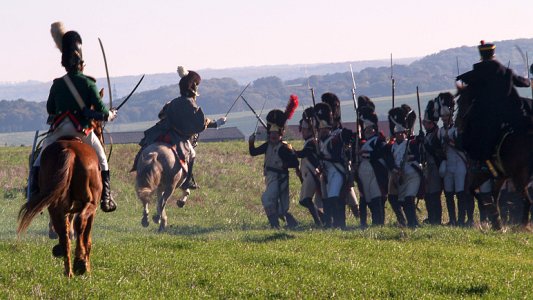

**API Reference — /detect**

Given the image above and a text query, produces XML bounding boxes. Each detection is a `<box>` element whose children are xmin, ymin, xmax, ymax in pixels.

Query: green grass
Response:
<box><xmin>1</xmin><ymin>142</ymin><xmax>533</xmax><ymax>298</ymax></box>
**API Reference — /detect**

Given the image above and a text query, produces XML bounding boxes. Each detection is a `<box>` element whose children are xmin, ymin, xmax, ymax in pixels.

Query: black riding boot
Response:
<box><xmin>388</xmin><ymin>195</ymin><xmax>406</xmax><ymax>227</ymax></box>
<box><xmin>29</xmin><ymin>166</ymin><xmax>40</xmax><ymax>199</ymax></box>
<box><xmin>332</xmin><ymin>197</ymin><xmax>346</xmax><ymax>229</ymax></box>
<box><xmin>299</xmin><ymin>198</ymin><xmax>321</xmax><ymax>226</ymax></box>
<box><xmin>444</xmin><ymin>192</ymin><xmax>457</xmax><ymax>226</ymax></box>
<box><xmin>100</xmin><ymin>170</ymin><xmax>117</xmax><ymax>213</ymax></box>
<box><xmin>181</xmin><ymin>159</ymin><xmax>199</xmax><ymax>190</ymax></box>
<box><xmin>456</xmin><ymin>192</ymin><xmax>467</xmax><ymax>226</ymax></box>
<box><xmin>403</xmin><ymin>197</ymin><xmax>419</xmax><ymax>228</ymax></box>
<box><xmin>369</xmin><ymin>197</ymin><xmax>384</xmax><ymax>226</ymax></box>
<box><xmin>359</xmin><ymin>198</ymin><xmax>368</xmax><ymax>229</ymax></box>
<box><xmin>464</xmin><ymin>192</ymin><xmax>475</xmax><ymax>227</ymax></box>
<box><xmin>322</xmin><ymin>198</ymin><xmax>334</xmax><ymax>228</ymax></box>
<box><xmin>426</xmin><ymin>192</ymin><xmax>442</xmax><ymax>225</ymax></box>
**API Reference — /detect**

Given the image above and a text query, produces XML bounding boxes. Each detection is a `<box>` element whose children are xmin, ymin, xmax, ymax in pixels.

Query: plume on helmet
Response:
<box><xmin>50</xmin><ymin>22</ymin><xmax>66</xmax><ymax>51</ymax></box>
<box><xmin>284</xmin><ymin>94</ymin><xmax>299</xmax><ymax>120</ymax></box>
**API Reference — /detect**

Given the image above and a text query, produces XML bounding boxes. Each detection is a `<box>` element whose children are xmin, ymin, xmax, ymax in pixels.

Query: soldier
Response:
<box><xmin>357</xmin><ymin>107</ymin><xmax>390</xmax><ymax>227</ymax></box>
<box><xmin>132</xmin><ymin>66</ymin><xmax>227</xmax><ymax>192</ymax></box>
<box><xmin>456</xmin><ymin>40</ymin><xmax>531</xmax><ymax>171</ymax></box>
<box><xmin>320</xmin><ymin>93</ymin><xmax>359</xmax><ymax>225</ymax></box>
<box><xmin>30</xmin><ymin>22</ymin><xmax>118</xmax><ymax>212</ymax></box>
<box><xmin>422</xmin><ymin>98</ymin><xmax>445</xmax><ymax>225</ymax></box>
<box><xmin>295</xmin><ymin>107</ymin><xmax>323</xmax><ymax>226</ymax></box>
<box><xmin>249</xmin><ymin>106</ymin><xmax>300</xmax><ymax>229</ymax></box>
<box><xmin>390</xmin><ymin>123</ymin><xmax>422</xmax><ymax>228</ymax></box>
<box><xmin>437</xmin><ymin>95</ymin><xmax>474</xmax><ymax>226</ymax></box>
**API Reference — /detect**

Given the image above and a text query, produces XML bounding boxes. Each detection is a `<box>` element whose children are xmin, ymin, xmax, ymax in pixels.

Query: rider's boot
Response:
<box><xmin>100</xmin><ymin>170</ymin><xmax>117</xmax><ymax>212</ymax></box>
<box><xmin>29</xmin><ymin>166</ymin><xmax>40</xmax><ymax>199</ymax></box>
<box><xmin>181</xmin><ymin>159</ymin><xmax>199</xmax><ymax>190</ymax></box>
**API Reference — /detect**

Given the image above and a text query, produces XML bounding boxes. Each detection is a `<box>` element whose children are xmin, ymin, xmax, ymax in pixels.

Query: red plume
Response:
<box><xmin>285</xmin><ymin>94</ymin><xmax>299</xmax><ymax>120</ymax></box>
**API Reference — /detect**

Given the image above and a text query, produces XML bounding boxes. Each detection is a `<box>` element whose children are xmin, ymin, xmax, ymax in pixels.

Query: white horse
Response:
<box><xmin>135</xmin><ymin>143</ymin><xmax>189</xmax><ymax>232</ymax></box>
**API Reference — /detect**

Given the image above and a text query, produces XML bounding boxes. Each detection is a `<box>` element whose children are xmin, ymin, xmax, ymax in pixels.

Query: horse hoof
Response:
<box><xmin>152</xmin><ymin>215</ymin><xmax>160</xmax><ymax>224</ymax></box>
<box><xmin>73</xmin><ymin>258</ymin><xmax>87</xmax><ymax>275</ymax></box>
<box><xmin>177</xmin><ymin>199</ymin><xmax>186</xmax><ymax>208</ymax></box>
<box><xmin>141</xmin><ymin>216</ymin><xmax>149</xmax><ymax>227</ymax></box>
<box><xmin>52</xmin><ymin>244</ymin><xmax>65</xmax><ymax>258</ymax></box>
<box><xmin>158</xmin><ymin>224</ymin><xmax>166</xmax><ymax>233</ymax></box>
<box><xmin>48</xmin><ymin>230</ymin><xmax>58</xmax><ymax>240</ymax></box>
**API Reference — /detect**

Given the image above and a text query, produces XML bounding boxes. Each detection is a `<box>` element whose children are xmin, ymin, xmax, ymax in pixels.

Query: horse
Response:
<box><xmin>17</xmin><ymin>137</ymin><xmax>102</xmax><ymax>277</ymax></box>
<box><xmin>135</xmin><ymin>142</ymin><xmax>189</xmax><ymax>232</ymax></box>
<box><xmin>455</xmin><ymin>85</ymin><xmax>533</xmax><ymax>227</ymax></box>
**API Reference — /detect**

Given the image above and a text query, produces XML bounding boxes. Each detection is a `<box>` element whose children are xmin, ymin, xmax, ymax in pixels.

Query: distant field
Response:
<box><xmin>1</xmin><ymin>142</ymin><xmax>533</xmax><ymax>298</ymax></box>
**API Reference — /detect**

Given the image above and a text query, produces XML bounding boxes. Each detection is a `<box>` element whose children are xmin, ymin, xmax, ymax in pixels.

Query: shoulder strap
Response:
<box><xmin>62</xmin><ymin>75</ymin><xmax>86</xmax><ymax>110</ymax></box>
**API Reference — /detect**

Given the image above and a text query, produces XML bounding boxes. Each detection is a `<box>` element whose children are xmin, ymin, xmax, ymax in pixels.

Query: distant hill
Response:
<box><xmin>1</xmin><ymin>38</ymin><xmax>532</xmax><ymax>133</ymax></box>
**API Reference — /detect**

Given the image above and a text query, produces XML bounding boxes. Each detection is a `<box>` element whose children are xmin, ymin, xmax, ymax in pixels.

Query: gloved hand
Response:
<box><xmin>248</xmin><ymin>134</ymin><xmax>256</xmax><ymax>144</ymax></box>
<box><xmin>216</xmin><ymin>117</ymin><xmax>226</xmax><ymax>127</ymax></box>
<box><xmin>106</xmin><ymin>108</ymin><xmax>117</xmax><ymax>122</ymax></box>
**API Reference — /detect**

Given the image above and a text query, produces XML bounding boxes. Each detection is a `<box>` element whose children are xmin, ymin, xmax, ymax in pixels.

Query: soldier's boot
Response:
<box><xmin>322</xmin><ymin>198</ymin><xmax>334</xmax><ymax>228</ymax></box>
<box><xmin>181</xmin><ymin>159</ymin><xmax>199</xmax><ymax>190</ymax></box>
<box><xmin>299</xmin><ymin>198</ymin><xmax>321</xmax><ymax>226</ymax></box>
<box><xmin>463</xmin><ymin>192</ymin><xmax>475</xmax><ymax>227</ymax></box>
<box><xmin>359</xmin><ymin>199</ymin><xmax>368</xmax><ymax>229</ymax></box>
<box><xmin>284</xmin><ymin>212</ymin><xmax>298</xmax><ymax>228</ymax></box>
<box><xmin>332</xmin><ymin>197</ymin><xmax>346</xmax><ymax>229</ymax></box>
<box><xmin>100</xmin><ymin>170</ymin><xmax>117</xmax><ymax>213</ymax></box>
<box><xmin>428</xmin><ymin>193</ymin><xmax>443</xmax><ymax>225</ymax></box>
<box><xmin>403</xmin><ymin>196</ymin><xmax>419</xmax><ymax>228</ymax></box>
<box><xmin>266</xmin><ymin>214</ymin><xmax>280</xmax><ymax>229</ymax></box>
<box><xmin>457</xmin><ymin>192</ymin><xmax>467</xmax><ymax>226</ymax></box>
<box><xmin>28</xmin><ymin>166</ymin><xmax>40</xmax><ymax>199</ymax></box>
<box><xmin>369</xmin><ymin>197</ymin><xmax>385</xmax><ymax>226</ymax></box>
<box><xmin>444</xmin><ymin>192</ymin><xmax>457</xmax><ymax>226</ymax></box>
<box><xmin>389</xmin><ymin>195</ymin><xmax>406</xmax><ymax>227</ymax></box>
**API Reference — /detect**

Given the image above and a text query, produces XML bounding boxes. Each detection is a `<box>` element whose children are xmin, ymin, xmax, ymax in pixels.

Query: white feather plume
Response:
<box><xmin>177</xmin><ymin>66</ymin><xmax>188</xmax><ymax>78</ymax></box>
<box><xmin>50</xmin><ymin>22</ymin><xmax>66</xmax><ymax>52</ymax></box>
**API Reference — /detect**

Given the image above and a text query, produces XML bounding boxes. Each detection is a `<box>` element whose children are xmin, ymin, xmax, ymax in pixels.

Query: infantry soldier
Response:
<box><xmin>422</xmin><ymin>98</ymin><xmax>445</xmax><ymax>225</ymax></box>
<box><xmin>390</xmin><ymin>122</ymin><xmax>422</xmax><ymax>228</ymax></box>
<box><xmin>320</xmin><ymin>93</ymin><xmax>359</xmax><ymax>226</ymax></box>
<box><xmin>249</xmin><ymin>103</ymin><xmax>300</xmax><ymax>229</ymax></box>
<box><xmin>437</xmin><ymin>95</ymin><xmax>474</xmax><ymax>226</ymax></box>
<box><xmin>30</xmin><ymin>22</ymin><xmax>118</xmax><ymax>212</ymax></box>
<box><xmin>456</xmin><ymin>40</ymin><xmax>531</xmax><ymax>172</ymax></box>
<box><xmin>132</xmin><ymin>66</ymin><xmax>227</xmax><ymax>191</ymax></box>
<box><xmin>357</xmin><ymin>105</ymin><xmax>390</xmax><ymax>227</ymax></box>
<box><xmin>295</xmin><ymin>107</ymin><xmax>323</xmax><ymax>226</ymax></box>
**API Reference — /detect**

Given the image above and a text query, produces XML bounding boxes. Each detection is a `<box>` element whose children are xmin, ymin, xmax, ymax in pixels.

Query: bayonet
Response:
<box><xmin>253</xmin><ymin>98</ymin><xmax>267</xmax><ymax>135</ymax></box>
<box><xmin>98</xmin><ymin>38</ymin><xmax>113</xmax><ymax>108</ymax></box>
<box><xmin>391</xmin><ymin>53</ymin><xmax>395</xmax><ymax>108</ymax></box>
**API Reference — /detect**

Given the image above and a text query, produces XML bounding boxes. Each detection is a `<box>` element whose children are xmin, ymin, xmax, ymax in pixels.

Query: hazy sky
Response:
<box><xmin>1</xmin><ymin>0</ymin><xmax>531</xmax><ymax>83</ymax></box>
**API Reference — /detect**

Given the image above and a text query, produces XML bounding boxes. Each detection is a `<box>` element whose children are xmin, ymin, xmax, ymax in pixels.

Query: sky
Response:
<box><xmin>1</xmin><ymin>0</ymin><xmax>532</xmax><ymax>83</ymax></box>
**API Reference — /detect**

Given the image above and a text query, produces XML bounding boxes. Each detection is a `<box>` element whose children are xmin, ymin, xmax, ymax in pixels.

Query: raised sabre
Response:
<box><xmin>253</xmin><ymin>98</ymin><xmax>267</xmax><ymax>135</ymax></box>
<box><xmin>240</xmin><ymin>95</ymin><xmax>267</xmax><ymax>129</ymax></box>
<box><xmin>98</xmin><ymin>38</ymin><xmax>113</xmax><ymax>108</ymax></box>
<box><xmin>225</xmin><ymin>82</ymin><xmax>251</xmax><ymax>117</ymax></box>
<box><xmin>116</xmin><ymin>74</ymin><xmax>145</xmax><ymax>111</ymax></box>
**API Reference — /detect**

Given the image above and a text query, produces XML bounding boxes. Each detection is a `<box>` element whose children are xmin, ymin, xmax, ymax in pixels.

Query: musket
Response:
<box><xmin>514</xmin><ymin>45</ymin><xmax>532</xmax><ymax>98</ymax></box>
<box><xmin>349</xmin><ymin>64</ymin><xmax>360</xmax><ymax>170</ymax></box>
<box><xmin>391</xmin><ymin>53</ymin><xmax>395</xmax><ymax>108</ymax></box>
<box><xmin>306</xmin><ymin>72</ymin><xmax>316</xmax><ymax>106</ymax></box>
<box><xmin>240</xmin><ymin>95</ymin><xmax>267</xmax><ymax>129</ymax></box>
<box><xmin>225</xmin><ymin>82</ymin><xmax>251</xmax><ymax>118</ymax></box>
<box><xmin>456</xmin><ymin>56</ymin><xmax>460</xmax><ymax>76</ymax></box>
<box><xmin>416</xmin><ymin>86</ymin><xmax>426</xmax><ymax>166</ymax></box>
<box><xmin>26</xmin><ymin>130</ymin><xmax>39</xmax><ymax>202</ymax></box>
<box><xmin>116</xmin><ymin>74</ymin><xmax>145</xmax><ymax>111</ymax></box>
<box><xmin>98</xmin><ymin>38</ymin><xmax>113</xmax><ymax>108</ymax></box>
<box><xmin>253</xmin><ymin>98</ymin><xmax>267</xmax><ymax>135</ymax></box>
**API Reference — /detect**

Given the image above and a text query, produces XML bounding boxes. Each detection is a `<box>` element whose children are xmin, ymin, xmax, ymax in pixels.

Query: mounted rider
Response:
<box><xmin>456</xmin><ymin>40</ymin><xmax>531</xmax><ymax>170</ymax></box>
<box><xmin>30</xmin><ymin>22</ymin><xmax>118</xmax><ymax>212</ymax></box>
<box><xmin>132</xmin><ymin>66</ymin><xmax>227</xmax><ymax>191</ymax></box>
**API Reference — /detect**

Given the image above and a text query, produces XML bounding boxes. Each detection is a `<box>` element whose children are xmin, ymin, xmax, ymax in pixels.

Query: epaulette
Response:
<box><xmin>282</xmin><ymin>141</ymin><xmax>293</xmax><ymax>150</ymax></box>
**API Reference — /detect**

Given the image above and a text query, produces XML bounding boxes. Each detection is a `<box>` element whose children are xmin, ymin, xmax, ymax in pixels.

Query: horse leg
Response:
<box><xmin>157</xmin><ymin>191</ymin><xmax>173</xmax><ymax>232</ymax></box>
<box><xmin>48</xmin><ymin>219</ymin><xmax>58</xmax><ymax>239</ymax></box>
<box><xmin>73</xmin><ymin>203</ymin><xmax>96</xmax><ymax>275</ymax></box>
<box><xmin>49</xmin><ymin>210</ymin><xmax>72</xmax><ymax>277</ymax></box>
<box><xmin>141</xmin><ymin>202</ymin><xmax>150</xmax><ymax>228</ymax></box>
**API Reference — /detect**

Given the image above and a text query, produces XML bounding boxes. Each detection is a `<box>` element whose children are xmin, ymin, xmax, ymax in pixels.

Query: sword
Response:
<box><xmin>224</xmin><ymin>82</ymin><xmax>251</xmax><ymax>117</ymax></box>
<box><xmin>98</xmin><ymin>38</ymin><xmax>113</xmax><ymax>108</ymax></box>
<box><xmin>253</xmin><ymin>98</ymin><xmax>267</xmax><ymax>135</ymax></box>
<box><xmin>240</xmin><ymin>95</ymin><xmax>267</xmax><ymax>129</ymax></box>
<box><xmin>26</xmin><ymin>130</ymin><xmax>39</xmax><ymax>202</ymax></box>
<box><xmin>116</xmin><ymin>74</ymin><xmax>145</xmax><ymax>111</ymax></box>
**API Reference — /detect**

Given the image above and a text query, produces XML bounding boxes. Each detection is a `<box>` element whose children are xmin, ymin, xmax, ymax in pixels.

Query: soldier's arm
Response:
<box><xmin>279</xmin><ymin>144</ymin><xmax>299</xmax><ymax>169</ymax></box>
<box><xmin>249</xmin><ymin>141</ymin><xmax>267</xmax><ymax>156</ymax></box>
<box><xmin>512</xmin><ymin>74</ymin><xmax>531</xmax><ymax>88</ymax></box>
<box><xmin>46</xmin><ymin>81</ymin><xmax>57</xmax><ymax>115</ymax></box>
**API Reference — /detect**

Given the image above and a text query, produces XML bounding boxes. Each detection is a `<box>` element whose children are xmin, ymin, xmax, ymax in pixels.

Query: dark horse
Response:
<box><xmin>455</xmin><ymin>85</ymin><xmax>533</xmax><ymax>227</ymax></box>
<box><xmin>17</xmin><ymin>136</ymin><xmax>102</xmax><ymax>277</ymax></box>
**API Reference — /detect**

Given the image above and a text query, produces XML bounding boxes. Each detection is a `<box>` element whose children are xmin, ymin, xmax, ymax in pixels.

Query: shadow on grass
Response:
<box><xmin>242</xmin><ymin>232</ymin><xmax>296</xmax><ymax>243</ymax></box>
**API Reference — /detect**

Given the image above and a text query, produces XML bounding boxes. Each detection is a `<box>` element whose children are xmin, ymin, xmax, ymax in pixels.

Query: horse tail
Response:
<box><xmin>17</xmin><ymin>148</ymin><xmax>75</xmax><ymax>235</ymax></box>
<box><xmin>136</xmin><ymin>152</ymin><xmax>162</xmax><ymax>204</ymax></box>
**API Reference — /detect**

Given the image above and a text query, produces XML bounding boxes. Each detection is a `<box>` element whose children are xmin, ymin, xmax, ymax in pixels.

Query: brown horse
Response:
<box><xmin>135</xmin><ymin>142</ymin><xmax>189</xmax><ymax>232</ymax></box>
<box><xmin>17</xmin><ymin>138</ymin><xmax>102</xmax><ymax>277</ymax></box>
<box><xmin>455</xmin><ymin>86</ymin><xmax>533</xmax><ymax>226</ymax></box>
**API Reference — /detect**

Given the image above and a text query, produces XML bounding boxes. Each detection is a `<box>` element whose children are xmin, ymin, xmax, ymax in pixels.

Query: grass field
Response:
<box><xmin>1</xmin><ymin>142</ymin><xmax>533</xmax><ymax>298</ymax></box>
